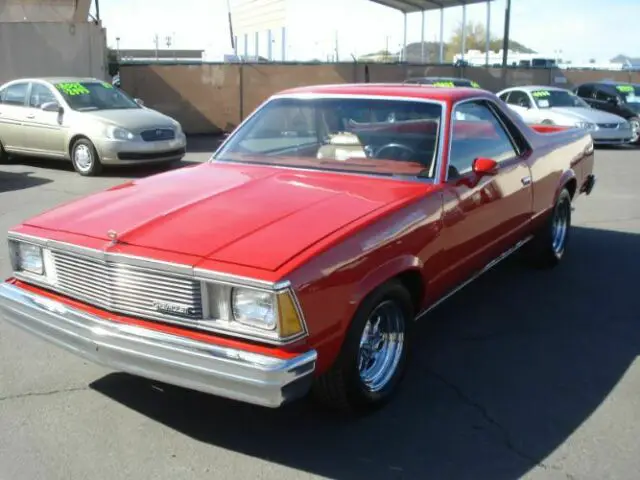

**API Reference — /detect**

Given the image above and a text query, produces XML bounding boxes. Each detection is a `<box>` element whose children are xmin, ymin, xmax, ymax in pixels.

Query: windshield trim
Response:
<box><xmin>210</xmin><ymin>92</ymin><xmax>448</xmax><ymax>184</ymax></box>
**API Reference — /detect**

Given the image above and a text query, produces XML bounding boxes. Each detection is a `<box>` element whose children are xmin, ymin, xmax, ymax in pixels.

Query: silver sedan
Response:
<box><xmin>498</xmin><ymin>85</ymin><xmax>636</xmax><ymax>145</ymax></box>
<box><xmin>0</xmin><ymin>77</ymin><xmax>187</xmax><ymax>176</ymax></box>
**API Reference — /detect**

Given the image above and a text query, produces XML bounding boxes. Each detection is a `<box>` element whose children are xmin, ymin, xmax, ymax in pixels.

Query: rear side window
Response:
<box><xmin>1</xmin><ymin>83</ymin><xmax>28</xmax><ymax>106</ymax></box>
<box><xmin>576</xmin><ymin>85</ymin><xmax>594</xmax><ymax>97</ymax></box>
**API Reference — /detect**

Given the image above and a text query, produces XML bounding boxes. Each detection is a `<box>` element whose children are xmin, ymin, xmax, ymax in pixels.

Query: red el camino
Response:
<box><xmin>0</xmin><ymin>84</ymin><xmax>596</xmax><ymax>412</ymax></box>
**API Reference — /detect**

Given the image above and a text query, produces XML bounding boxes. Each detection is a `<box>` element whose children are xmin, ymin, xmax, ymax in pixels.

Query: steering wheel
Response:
<box><xmin>373</xmin><ymin>143</ymin><xmax>416</xmax><ymax>161</ymax></box>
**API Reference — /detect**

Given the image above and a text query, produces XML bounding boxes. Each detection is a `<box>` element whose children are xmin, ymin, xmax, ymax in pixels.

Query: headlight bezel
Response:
<box><xmin>8</xmin><ymin>238</ymin><xmax>57</xmax><ymax>285</ymax></box>
<box><xmin>199</xmin><ymin>276</ymin><xmax>309</xmax><ymax>345</ymax></box>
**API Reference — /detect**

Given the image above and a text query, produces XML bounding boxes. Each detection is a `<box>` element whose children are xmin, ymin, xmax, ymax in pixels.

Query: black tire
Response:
<box><xmin>523</xmin><ymin>188</ymin><xmax>572</xmax><ymax>268</ymax></box>
<box><xmin>312</xmin><ymin>279</ymin><xmax>414</xmax><ymax>413</ymax></box>
<box><xmin>0</xmin><ymin>139</ymin><xmax>8</xmax><ymax>163</ymax></box>
<box><xmin>70</xmin><ymin>137</ymin><xmax>103</xmax><ymax>176</ymax></box>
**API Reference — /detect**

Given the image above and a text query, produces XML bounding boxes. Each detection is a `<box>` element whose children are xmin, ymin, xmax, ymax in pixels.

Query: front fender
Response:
<box><xmin>351</xmin><ymin>254</ymin><xmax>423</xmax><ymax>307</ymax></box>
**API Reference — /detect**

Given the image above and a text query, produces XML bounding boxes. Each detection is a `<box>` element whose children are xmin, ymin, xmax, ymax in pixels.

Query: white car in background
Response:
<box><xmin>497</xmin><ymin>85</ymin><xmax>634</xmax><ymax>145</ymax></box>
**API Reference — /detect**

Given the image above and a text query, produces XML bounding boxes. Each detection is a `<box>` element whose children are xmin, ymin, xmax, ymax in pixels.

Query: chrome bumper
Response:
<box><xmin>0</xmin><ymin>282</ymin><xmax>317</xmax><ymax>408</ymax></box>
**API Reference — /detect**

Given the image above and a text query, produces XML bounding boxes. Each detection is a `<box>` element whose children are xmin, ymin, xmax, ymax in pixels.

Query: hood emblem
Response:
<box><xmin>107</xmin><ymin>230</ymin><xmax>119</xmax><ymax>245</ymax></box>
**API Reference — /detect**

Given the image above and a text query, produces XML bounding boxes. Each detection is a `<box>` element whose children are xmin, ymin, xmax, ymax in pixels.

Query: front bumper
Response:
<box><xmin>0</xmin><ymin>282</ymin><xmax>317</xmax><ymax>408</ymax></box>
<box><xmin>590</xmin><ymin>126</ymin><xmax>634</xmax><ymax>144</ymax></box>
<box><xmin>94</xmin><ymin>134</ymin><xmax>187</xmax><ymax>165</ymax></box>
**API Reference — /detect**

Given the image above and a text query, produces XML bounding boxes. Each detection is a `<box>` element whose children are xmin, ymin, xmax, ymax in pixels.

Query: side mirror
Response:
<box><xmin>134</xmin><ymin>98</ymin><xmax>145</xmax><ymax>106</ymax></box>
<box><xmin>41</xmin><ymin>101</ymin><xmax>62</xmax><ymax>113</ymax></box>
<box><xmin>472</xmin><ymin>157</ymin><xmax>499</xmax><ymax>176</ymax></box>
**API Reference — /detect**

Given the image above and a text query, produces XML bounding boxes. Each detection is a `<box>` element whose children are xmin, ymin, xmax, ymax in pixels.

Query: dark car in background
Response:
<box><xmin>403</xmin><ymin>76</ymin><xmax>481</xmax><ymax>89</ymax></box>
<box><xmin>573</xmin><ymin>81</ymin><xmax>640</xmax><ymax>144</ymax></box>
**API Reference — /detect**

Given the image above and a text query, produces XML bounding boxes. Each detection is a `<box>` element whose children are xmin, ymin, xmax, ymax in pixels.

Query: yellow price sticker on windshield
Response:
<box><xmin>532</xmin><ymin>90</ymin><xmax>551</xmax><ymax>98</ymax></box>
<box><xmin>432</xmin><ymin>81</ymin><xmax>456</xmax><ymax>87</ymax></box>
<box><xmin>56</xmin><ymin>82</ymin><xmax>90</xmax><ymax>96</ymax></box>
<box><xmin>102</xmin><ymin>82</ymin><xmax>114</xmax><ymax>89</ymax></box>
<box><xmin>616</xmin><ymin>85</ymin><xmax>634</xmax><ymax>93</ymax></box>
<box><xmin>471</xmin><ymin>81</ymin><xmax>481</xmax><ymax>88</ymax></box>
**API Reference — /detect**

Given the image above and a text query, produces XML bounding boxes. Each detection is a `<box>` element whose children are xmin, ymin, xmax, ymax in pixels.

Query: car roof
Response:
<box><xmin>3</xmin><ymin>77</ymin><xmax>101</xmax><ymax>85</ymax></box>
<box><xmin>276</xmin><ymin>83</ymin><xmax>491</xmax><ymax>103</ymax></box>
<box><xmin>501</xmin><ymin>85</ymin><xmax>569</xmax><ymax>93</ymax></box>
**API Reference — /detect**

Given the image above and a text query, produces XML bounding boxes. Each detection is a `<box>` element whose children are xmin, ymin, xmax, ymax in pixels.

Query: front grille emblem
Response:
<box><xmin>107</xmin><ymin>230</ymin><xmax>119</xmax><ymax>246</ymax></box>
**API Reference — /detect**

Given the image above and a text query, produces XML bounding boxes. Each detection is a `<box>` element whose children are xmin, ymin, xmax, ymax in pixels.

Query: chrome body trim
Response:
<box><xmin>0</xmin><ymin>282</ymin><xmax>317</xmax><ymax>408</ymax></box>
<box><xmin>211</xmin><ymin>92</ymin><xmax>448</xmax><ymax>184</ymax></box>
<box><xmin>6</xmin><ymin>231</ymin><xmax>308</xmax><ymax>346</ymax></box>
<box><xmin>416</xmin><ymin>235</ymin><xmax>533</xmax><ymax>321</ymax></box>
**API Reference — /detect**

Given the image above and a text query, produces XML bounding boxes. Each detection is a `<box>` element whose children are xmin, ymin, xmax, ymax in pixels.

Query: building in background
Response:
<box><xmin>228</xmin><ymin>0</ymin><xmax>288</xmax><ymax>61</ymax></box>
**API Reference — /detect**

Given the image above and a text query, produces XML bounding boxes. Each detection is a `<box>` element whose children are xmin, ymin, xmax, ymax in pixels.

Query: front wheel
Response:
<box><xmin>70</xmin><ymin>138</ymin><xmax>102</xmax><ymax>176</ymax></box>
<box><xmin>628</xmin><ymin>116</ymin><xmax>640</xmax><ymax>145</ymax></box>
<box><xmin>523</xmin><ymin>188</ymin><xmax>572</xmax><ymax>268</ymax></box>
<box><xmin>312</xmin><ymin>280</ymin><xmax>413</xmax><ymax>413</ymax></box>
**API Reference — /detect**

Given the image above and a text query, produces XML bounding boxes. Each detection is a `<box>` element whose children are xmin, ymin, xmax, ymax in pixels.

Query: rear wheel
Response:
<box><xmin>312</xmin><ymin>280</ymin><xmax>413</xmax><ymax>413</ymax></box>
<box><xmin>523</xmin><ymin>188</ymin><xmax>572</xmax><ymax>268</ymax></box>
<box><xmin>70</xmin><ymin>138</ymin><xmax>102</xmax><ymax>176</ymax></box>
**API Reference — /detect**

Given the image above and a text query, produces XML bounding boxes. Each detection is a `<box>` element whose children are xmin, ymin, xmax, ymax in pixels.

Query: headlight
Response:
<box><xmin>232</xmin><ymin>288</ymin><xmax>277</xmax><ymax>330</ymax></box>
<box><xmin>575</xmin><ymin>121</ymin><xmax>596</xmax><ymax>130</ymax></box>
<box><xmin>105</xmin><ymin>125</ymin><xmax>135</xmax><ymax>141</ymax></box>
<box><xmin>202</xmin><ymin>282</ymin><xmax>307</xmax><ymax>343</ymax></box>
<box><xmin>10</xmin><ymin>241</ymin><xmax>44</xmax><ymax>274</ymax></box>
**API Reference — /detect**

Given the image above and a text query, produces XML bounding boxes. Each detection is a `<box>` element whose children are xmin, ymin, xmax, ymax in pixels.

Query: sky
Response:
<box><xmin>95</xmin><ymin>0</ymin><xmax>638</xmax><ymax>63</ymax></box>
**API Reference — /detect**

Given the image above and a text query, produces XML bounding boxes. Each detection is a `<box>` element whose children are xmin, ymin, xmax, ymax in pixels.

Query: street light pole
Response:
<box><xmin>501</xmin><ymin>0</ymin><xmax>511</xmax><ymax>68</ymax></box>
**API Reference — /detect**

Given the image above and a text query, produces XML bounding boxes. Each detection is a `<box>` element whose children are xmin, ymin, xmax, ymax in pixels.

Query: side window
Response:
<box><xmin>576</xmin><ymin>85</ymin><xmax>594</xmax><ymax>97</ymax></box>
<box><xmin>594</xmin><ymin>88</ymin><xmax>614</xmax><ymax>102</ymax></box>
<box><xmin>29</xmin><ymin>83</ymin><xmax>57</xmax><ymax>108</ymax></box>
<box><xmin>506</xmin><ymin>90</ymin><xmax>532</xmax><ymax>108</ymax></box>
<box><xmin>498</xmin><ymin>92</ymin><xmax>510</xmax><ymax>102</ymax></box>
<box><xmin>449</xmin><ymin>101</ymin><xmax>519</xmax><ymax>178</ymax></box>
<box><xmin>1</xmin><ymin>82</ymin><xmax>28</xmax><ymax>106</ymax></box>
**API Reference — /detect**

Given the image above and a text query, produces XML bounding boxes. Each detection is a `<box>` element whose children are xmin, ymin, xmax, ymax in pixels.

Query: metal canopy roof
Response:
<box><xmin>368</xmin><ymin>0</ymin><xmax>494</xmax><ymax>13</ymax></box>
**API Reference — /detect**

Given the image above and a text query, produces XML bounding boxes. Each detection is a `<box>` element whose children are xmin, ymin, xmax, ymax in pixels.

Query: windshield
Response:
<box><xmin>615</xmin><ymin>84</ymin><xmax>640</xmax><ymax>109</ymax></box>
<box><xmin>531</xmin><ymin>89</ymin><xmax>589</xmax><ymax>108</ymax></box>
<box><xmin>213</xmin><ymin>97</ymin><xmax>443</xmax><ymax>178</ymax></box>
<box><xmin>54</xmin><ymin>81</ymin><xmax>140</xmax><ymax>111</ymax></box>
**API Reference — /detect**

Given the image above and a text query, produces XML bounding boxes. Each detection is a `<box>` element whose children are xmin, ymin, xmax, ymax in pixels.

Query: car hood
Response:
<box><xmin>547</xmin><ymin>107</ymin><xmax>626</xmax><ymax>124</ymax></box>
<box><xmin>84</xmin><ymin>107</ymin><xmax>176</xmax><ymax>131</ymax></box>
<box><xmin>23</xmin><ymin>162</ymin><xmax>431</xmax><ymax>272</ymax></box>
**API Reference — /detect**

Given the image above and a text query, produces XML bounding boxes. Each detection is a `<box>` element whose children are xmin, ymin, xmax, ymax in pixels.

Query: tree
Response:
<box><xmin>445</xmin><ymin>21</ymin><xmax>535</xmax><ymax>61</ymax></box>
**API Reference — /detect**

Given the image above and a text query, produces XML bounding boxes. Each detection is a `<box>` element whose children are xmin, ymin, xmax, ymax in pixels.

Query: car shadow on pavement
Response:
<box><xmin>90</xmin><ymin>225</ymin><xmax>640</xmax><ymax>480</ymax></box>
<box><xmin>0</xmin><ymin>170</ymin><xmax>52</xmax><ymax>193</ymax></box>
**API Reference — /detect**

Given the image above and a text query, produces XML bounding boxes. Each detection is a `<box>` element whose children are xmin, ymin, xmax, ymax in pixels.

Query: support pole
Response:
<box><xmin>502</xmin><ymin>0</ymin><xmax>511</xmax><ymax>68</ymax></box>
<box><xmin>281</xmin><ymin>27</ymin><xmax>286</xmax><ymax>61</ymax></box>
<box><xmin>461</xmin><ymin>3</ymin><xmax>467</xmax><ymax>62</ymax></box>
<box><xmin>255</xmin><ymin>32</ymin><xmax>259</xmax><ymax>59</ymax></box>
<box><xmin>420</xmin><ymin>10</ymin><xmax>425</xmax><ymax>63</ymax></box>
<box><xmin>485</xmin><ymin>0</ymin><xmax>491</xmax><ymax>65</ymax></box>
<box><xmin>402</xmin><ymin>12</ymin><xmax>407</xmax><ymax>62</ymax></box>
<box><xmin>267</xmin><ymin>29</ymin><xmax>272</xmax><ymax>60</ymax></box>
<box><xmin>439</xmin><ymin>8</ymin><xmax>444</xmax><ymax>63</ymax></box>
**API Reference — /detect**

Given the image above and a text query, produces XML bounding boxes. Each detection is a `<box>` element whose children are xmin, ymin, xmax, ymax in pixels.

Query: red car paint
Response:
<box><xmin>7</xmin><ymin>84</ymin><xmax>596</xmax><ymax>375</ymax></box>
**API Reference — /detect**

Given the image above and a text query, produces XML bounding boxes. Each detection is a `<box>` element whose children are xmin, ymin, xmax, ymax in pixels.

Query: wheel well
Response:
<box><xmin>395</xmin><ymin>270</ymin><xmax>424</xmax><ymax>314</ymax></box>
<box><xmin>565</xmin><ymin>178</ymin><xmax>577</xmax><ymax>199</ymax></box>
<box><xmin>68</xmin><ymin>135</ymin><xmax>89</xmax><ymax>157</ymax></box>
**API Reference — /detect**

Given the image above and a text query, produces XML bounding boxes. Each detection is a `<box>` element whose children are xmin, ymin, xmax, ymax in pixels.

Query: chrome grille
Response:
<box><xmin>51</xmin><ymin>250</ymin><xmax>203</xmax><ymax>321</ymax></box>
<box><xmin>597</xmin><ymin>122</ymin><xmax>619</xmax><ymax>129</ymax></box>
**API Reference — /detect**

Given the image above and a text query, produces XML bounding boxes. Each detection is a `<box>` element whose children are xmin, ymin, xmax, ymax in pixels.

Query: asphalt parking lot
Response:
<box><xmin>1</xmin><ymin>140</ymin><xmax>639</xmax><ymax>480</ymax></box>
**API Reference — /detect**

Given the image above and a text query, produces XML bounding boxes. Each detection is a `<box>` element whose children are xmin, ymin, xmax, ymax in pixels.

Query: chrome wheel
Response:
<box><xmin>358</xmin><ymin>300</ymin><xmax>405</xmax><ymax>393</ymax></box>
<box><xmin>630</xmin><ymin>119</ymin><xmax>639</xmax><ymax>143</ymax></box>
<box><xmin>73</xmin><ymin>144</ymin><xmax>93</xmax><ymax>173</ymax></box>
<box><xmin>551</xmin><ymin>199</ymin><xmax>570</xmax><ymax>255</ymax></box>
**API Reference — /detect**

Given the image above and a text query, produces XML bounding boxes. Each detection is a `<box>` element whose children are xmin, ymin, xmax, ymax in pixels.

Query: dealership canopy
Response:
<box><xmin>367</xmin><ymin>0</ymin><xmax>498</xmax><ymax>64</ymax></box>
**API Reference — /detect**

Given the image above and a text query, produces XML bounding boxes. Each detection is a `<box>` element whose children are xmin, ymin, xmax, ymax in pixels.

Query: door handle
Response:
<box><xmin>521</xmin><ymin>176</ymin><xmax>532</xmax><ymax>186</ymax></box>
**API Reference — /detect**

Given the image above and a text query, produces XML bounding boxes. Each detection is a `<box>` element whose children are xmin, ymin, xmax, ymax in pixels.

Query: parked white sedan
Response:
<box><xmin>498</xmin><ymin>85</ymin><xmax>635</xmax><ymax>145</ymax></box>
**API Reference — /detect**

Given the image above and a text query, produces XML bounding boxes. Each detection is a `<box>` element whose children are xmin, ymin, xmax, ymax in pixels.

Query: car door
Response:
<box><xmin>22</xmin><ymin>82</ymin><xmax>67</xmax><ymax>157</ymax></box>
<box><xmin>0</xmin><ymin>81</ymin><xmax>29</xmax><ymax>151</ymax></box>
<box><xmin>436</xmin><ymin>98</ymin><xmax>534</xmax><ymax>288</ymax></box>
<box><xmin>591</xmin><ymin>86</ymin><xmax>623</xmax><ymax>115</ymax></box>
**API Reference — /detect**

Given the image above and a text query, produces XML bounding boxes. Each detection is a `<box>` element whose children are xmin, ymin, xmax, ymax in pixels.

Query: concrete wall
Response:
<box><xmin>119</xmin><ymin>62</ymin><xmax>640</xmax><ymax>135</ymax></box>
<box><xmin>0</xmin><ymin>21</ymin><xmax>107</xmax><ymax>84</ymax></box>
<box><xmin>0</xmin><ymin>0</ymin><xmax>91</xmax><ymax>22</ymax></box>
